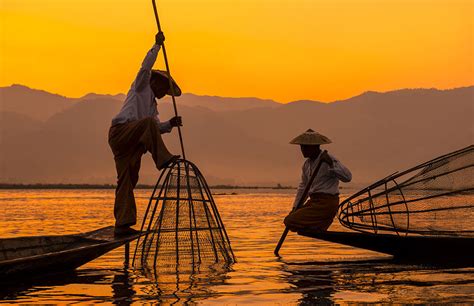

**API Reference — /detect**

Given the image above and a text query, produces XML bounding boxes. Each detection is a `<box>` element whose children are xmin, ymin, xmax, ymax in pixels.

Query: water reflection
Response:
<box><xmin>112</xmin><ymin>269</ymin><xmax>136</xmax><ymax>305</ymax></box>
<box><xmin>0</xmin><ymin>270</ymin><xmax>108</xmax><ymax>302</ymax></box>
<box><xmin>281</xmin><ymin>258</ymin><xmax>474</xmax><ymax>304</ymax></box>
<box><xmin>136</xmin><ymin>262</ymin><xmax>232</xmax><ymax>304</ymax></box>
<box><xmin>282</xmin><ymin>261</ymin><xmax>336</xmax><ymax>305</ymax></box>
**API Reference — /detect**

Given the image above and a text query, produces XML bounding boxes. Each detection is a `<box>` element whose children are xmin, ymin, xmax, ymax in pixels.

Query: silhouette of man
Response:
<box><xmin>284</xmin><ymin>129</ymin><xmax>352</xmax><ymax>232</ymax></box>
<box><xmin>108</xmin><ymin>32</ymin><xmax>181</xmax><ymax>236</ymax></box>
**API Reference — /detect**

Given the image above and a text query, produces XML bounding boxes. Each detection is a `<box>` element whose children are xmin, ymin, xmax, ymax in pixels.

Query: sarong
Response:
<box><xmin>284</xmin><ymin>193</ymin><xmax>339</xmax><ymax>232</ymax></box>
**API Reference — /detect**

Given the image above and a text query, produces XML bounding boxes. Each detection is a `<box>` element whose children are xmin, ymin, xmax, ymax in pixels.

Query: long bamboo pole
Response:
<box><xmin>151</xmin><ymin>0</ymin><xmax>186</xmax><ymax>160</ymax></box>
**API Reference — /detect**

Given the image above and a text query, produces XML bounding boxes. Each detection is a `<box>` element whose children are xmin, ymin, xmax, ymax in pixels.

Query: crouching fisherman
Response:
<box><xmin>284</xmin><ymin>129</ymin><xmax>352</xmax><ymax>232</ymax></box>
<box><xmin>108</xmin><ymin>32</ymin><xmax>182</xmax><ymax>236</ymax></box>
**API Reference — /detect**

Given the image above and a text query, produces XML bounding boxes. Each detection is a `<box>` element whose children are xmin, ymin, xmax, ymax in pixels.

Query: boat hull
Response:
<box><xmin>0</xmin><ymin>226</ymin><xmax>140</xmax><ymax>280</ymax></box>
<box><xmin>298</xmin><ymin>230</ymin><xmax>474</xmax><ymax>265</ymax></box>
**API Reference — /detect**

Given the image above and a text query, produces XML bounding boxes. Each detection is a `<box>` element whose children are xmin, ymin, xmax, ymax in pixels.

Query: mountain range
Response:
<box><xmin>1</xmin><ymin>84</ymin><xmax>473</xmax><ymax>187</ymax></box>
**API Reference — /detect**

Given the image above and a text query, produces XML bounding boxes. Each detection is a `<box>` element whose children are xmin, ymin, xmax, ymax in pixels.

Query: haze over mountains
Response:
<box><xmin>1</xmin><ymin>84</ymin><xmax>472</xmax><ymax>187</ymax></box>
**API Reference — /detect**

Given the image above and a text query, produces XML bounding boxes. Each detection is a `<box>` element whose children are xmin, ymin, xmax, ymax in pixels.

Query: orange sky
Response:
<box><xmin>1</xmin><ymin>0</ymin><xmax>472</xmax><ymax>102</ymax></box>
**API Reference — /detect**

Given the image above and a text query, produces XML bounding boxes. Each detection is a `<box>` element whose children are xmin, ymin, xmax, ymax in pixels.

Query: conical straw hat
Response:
<box><xmin>289</xmin><ymin>129</ymin><xmax>332</xmax><ymax>145</ymax></box>
<box><xmin>151</xmin><ymin>69</ymin><xmax>182</xmax><ymax>96</ymax></box>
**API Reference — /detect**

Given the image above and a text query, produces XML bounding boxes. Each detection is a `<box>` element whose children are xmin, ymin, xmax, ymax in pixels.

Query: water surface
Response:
<box><xmin>1</xmin><ymin>189</ymin><xmax>473</xmax><ymax>304</ymax></box>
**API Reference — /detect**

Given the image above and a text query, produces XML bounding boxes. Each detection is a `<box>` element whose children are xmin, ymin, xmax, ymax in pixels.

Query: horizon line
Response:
<box><xmin>2</xmin><ymin>83</ymin><xmax>474</xmax><ymax>105</ymax></box>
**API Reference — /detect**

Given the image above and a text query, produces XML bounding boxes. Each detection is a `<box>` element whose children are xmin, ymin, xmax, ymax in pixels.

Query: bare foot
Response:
<box><xmin>158</xmin><ymin>155</ymin><xmax>180</xmax><ymax>170</ymax></box>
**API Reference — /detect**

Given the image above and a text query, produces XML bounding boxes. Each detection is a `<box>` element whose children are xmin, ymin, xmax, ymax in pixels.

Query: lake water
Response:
<box><xmin>1</xmin><ymin>189</ymin><xmax>473</xmax><ymax>304</ymax></box>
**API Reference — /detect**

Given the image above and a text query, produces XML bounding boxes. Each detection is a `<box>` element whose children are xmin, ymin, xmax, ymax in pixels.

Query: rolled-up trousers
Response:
<box><xmin>108</xmin><ymin>117</ymin><xmax>173</xmax><ymax>227</ymax></box>
<box><xmin>284</xmin><ymin>193</ymin><xmax>339</xmax><ymax>232</ymax></box>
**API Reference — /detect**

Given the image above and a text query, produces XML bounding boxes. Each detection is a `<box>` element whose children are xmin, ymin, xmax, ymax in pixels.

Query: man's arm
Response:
<box><xmin>155</xmin><ymin>116</ymin><xmax>173</xmax><ymax>134</ymax></box>
<box><xmin>329</xmin><ymin>158</ymin><xmax>352</xmax><ymax>182</ymax></box>
<box><xmin>134</xmin><ymin>32</ymin><xmax>165</xmax><ymax>92</ymax></box>
<box><xmin>155</xmin><ymin>115</ymin><xmax>182</xmax><ymax>134</ymax></box>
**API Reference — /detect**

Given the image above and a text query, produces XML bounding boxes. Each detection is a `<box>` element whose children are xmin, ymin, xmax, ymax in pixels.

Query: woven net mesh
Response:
<box><xmin>133</xmin><ymin>159</ymin><xmax>234</xmax><ymax>277</ymax></box>
<box><xmin>339</xmin><ymin>145</ymin><xmax>474</xmax><ymax>237</ymax></box>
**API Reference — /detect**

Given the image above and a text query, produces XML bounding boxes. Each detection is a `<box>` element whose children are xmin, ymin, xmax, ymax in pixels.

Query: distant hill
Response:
<box><xmin>166</xmin><ymin>93</ymin><xmax>280</xmax><ymax>112</ymax></box>
<box><xmin>0</xmin><ymin>84</ymin><xmax>77</xmax><ymax>121</ymax></box>
<box><xmin>0</xmin><ymin>84</ymin><xmax>472</xmax><ymax>186</ymax></box>
<box><xmin>79</xmin><ymin>93</ymin><xmax>126</xmax><ymax>101</ymax></box>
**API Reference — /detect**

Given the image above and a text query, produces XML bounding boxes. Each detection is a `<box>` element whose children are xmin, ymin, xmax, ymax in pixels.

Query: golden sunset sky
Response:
<box><xmin>1</xmin><ymin>0</ymin><xmax>472</xmax><ymax>102</ymax></box>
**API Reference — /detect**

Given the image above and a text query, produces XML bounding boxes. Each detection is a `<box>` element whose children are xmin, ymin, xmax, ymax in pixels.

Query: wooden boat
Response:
<box><xmin>298</xmin><ymin>230</ymin><xmax>474</xmax><ymax>265</ymax></box>
<box><xmin>293</xmin><ymin>146</ymin><xmax>474</xmax><ymax>265</ymax></box>
<box><xmin>0</xmin><ymin>226</ymin><xmax>141</xmax><ymax>280</ymax></box>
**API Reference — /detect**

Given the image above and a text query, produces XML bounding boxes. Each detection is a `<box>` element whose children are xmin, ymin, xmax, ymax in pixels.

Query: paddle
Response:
<box><xmin>274</xmin><ymin>150</ymin><xmax>327</xmax><ymax>256</ymax></box>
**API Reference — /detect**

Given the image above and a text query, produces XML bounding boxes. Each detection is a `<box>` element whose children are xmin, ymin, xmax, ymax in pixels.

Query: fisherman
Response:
<box><xmin>284</xmin><ymin>129</ymin><xmax>352</xmax><ymax>232</ymax></box>
<box><xmin>108</xmin><ymin>32</ymin><xmax>182</xmax><ymax>236</ymax></box>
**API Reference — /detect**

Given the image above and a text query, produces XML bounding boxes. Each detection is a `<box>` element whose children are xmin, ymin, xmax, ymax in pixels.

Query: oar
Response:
<box><xmin>274</xmin><ymin>150</ymin><xmax>327</xmax><ymax>256</ymax></box>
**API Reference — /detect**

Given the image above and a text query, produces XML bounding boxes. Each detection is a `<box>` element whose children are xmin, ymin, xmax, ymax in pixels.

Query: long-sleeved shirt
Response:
<box><xmin>111</xmin><ymin>44</ymin><xmax>172</xmax><ymax>133</ymax></box>
<box><xmin>293</xmin><ymin>152</ymin><xmax>352</xmax><ymax>208</ymax></box>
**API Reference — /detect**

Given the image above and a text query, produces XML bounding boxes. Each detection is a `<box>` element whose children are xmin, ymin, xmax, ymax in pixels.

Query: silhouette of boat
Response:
<box><xmin>0</xmin><ymin>226</ymin><xmax>141</xmax><ymax>280</ymax></box>
<box><xmin>298</xmin><ymin>230</ymin><xmax>474</xmax><ymax>264</ymax></box>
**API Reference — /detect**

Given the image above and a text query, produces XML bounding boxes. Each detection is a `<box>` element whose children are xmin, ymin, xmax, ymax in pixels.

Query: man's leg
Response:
<box><xmin>114</xmin><ymin>147</ymin><xmax>143</xmax><ymax>228</ymax></box>
<box><xmin>283</xmin><ymin>201</ymin><xmax>313</xmax><ymax>232</ymax></box>
<box><xmin>109</xmin><ymin>118</ymin><xmax>174</xmax><ymax>168</ymax></box>
<box><xmin>113</xmin><ymin>154</ymin><xmax>138</xmax><ymax>228</ymax></box>
<box><xmin>130</xmin><ymin>147</ymin><xmax>143</xmax><ymax>190</ymax></box>
<box><xmin>284</xmin><ymin>195</ymin><xmax>339</xmax><ymax>232</ymax></box>
<box><xmin>138</xmin><ymin>117</ymin><xmax>175</xmax><ymax>169</ymax></box>
<box><xmin>109</xmin><ymin>118</ymin><xmax>175</xmax><ymax>229</ymax></box>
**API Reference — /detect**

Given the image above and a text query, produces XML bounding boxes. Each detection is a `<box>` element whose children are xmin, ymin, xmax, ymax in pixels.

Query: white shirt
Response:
<box><xmin>293</xmin><ymin>152</ymin><xmax>352</xmax><ymax>207</ymax></box>
<box><xmin>111</xmin><ymin>44</ymin><xmax>172</xmax><ymax>133</ymax></box>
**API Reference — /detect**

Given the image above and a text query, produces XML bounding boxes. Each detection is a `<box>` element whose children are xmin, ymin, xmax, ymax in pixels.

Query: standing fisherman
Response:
<box><xmin>109</xmin><ymin>32</ymin><xmax>182</xmax><ymax>236</ymax></box>
<box><xmin>284</xmin><ymin>129</ymin><xmax>352</xmax><ymax>232</ymax></box>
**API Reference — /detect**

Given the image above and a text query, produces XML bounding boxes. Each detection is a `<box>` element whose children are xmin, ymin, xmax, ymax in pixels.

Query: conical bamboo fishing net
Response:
<box><xmin>339</xmin><ymin>145</ymin><xmax>474</xmax><ymax>237</ymax></box>
<box><xmin>133</xmin><ymin>159</ymin><xmax>235</xmax><ymax>273</ymax></box>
